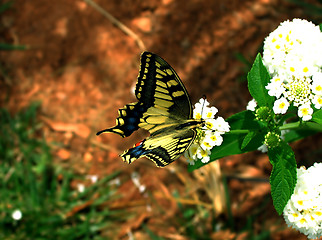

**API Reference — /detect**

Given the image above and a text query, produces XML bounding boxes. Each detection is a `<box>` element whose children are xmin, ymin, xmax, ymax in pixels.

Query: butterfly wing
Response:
<box><xmin>121</xmin><ymin>128</ymin><xmax>197</xmax><ymax>167</ymax></box>
<box><xmin>97</xmin><ymin>52</ymin><xmax>198</xmax><ymax>167</ymax></box>
<box><xmin>96</xmin><ymin>102</ymin><xmax>146</xmax><ymax>138</ymax></box>
<box><xmin>136</xmin><ymin>52</ymin><xmax>193</xmax><ymax>120</ymax></box>
<box><xmin>97</xmin><ymin>51</ymin><xmax>193</xmax><ymax>137</ymax></box>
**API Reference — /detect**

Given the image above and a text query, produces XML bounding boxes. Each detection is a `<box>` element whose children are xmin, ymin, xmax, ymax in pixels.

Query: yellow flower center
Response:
<box><xmin>279</xmin><ymin>102</ymin><xmax>285</xmax><ymax>109</ymax></box>
<box><xmin>318</xmin><ymin>97</ymin><xmax>322</xmax><ymax>104</ymax></box>
<box><xmin>210</xmin><ymin>135</ymin><xmax>217</xmax><ymax>141</ymax></box>
<box><xmin>301</xmin><ymin>108</ymin><xmax>309</xmax><ymax>116</ymax></box>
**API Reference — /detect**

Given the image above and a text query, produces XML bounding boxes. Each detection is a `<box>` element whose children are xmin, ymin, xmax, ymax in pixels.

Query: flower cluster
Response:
<box><xmin>263</xmin><ymin>19</ymin><xmax>322</xmax><ymax>121</ymax></box>
<box><xmin>184</xmin><ymin>98</ymin><xmax>230</xmax><ymax>165</ymax></box>
<box><xmin>283</xmin><ymin>163</ymin><xmax>322</xmax><ymax>239</ymax></box>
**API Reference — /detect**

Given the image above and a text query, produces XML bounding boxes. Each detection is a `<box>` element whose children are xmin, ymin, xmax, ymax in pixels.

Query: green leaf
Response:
<box><xmin>0</xmin><ymin>43</ymin><xmax>27</xmax><ymax>51</ymax></box>
<box><xmin>0</xmin><ymin>1</ymin><xmax>14</xmax><ymax>14</ymax></box>
<box><xmin>247</xmin><ymin>53</ymin><xmax>274</xmax><ymax>107</ymax></box>
<box><xmin>228</xmin><ymin>110</ymin><xmax>261</xmax><ymax>130</ymax></box>
<box><xmin>241</xmin><ymin>131</ymin><xmax>256</xmax><ymax>149</ymax></box>
<box><xmin>312</xmin><ymin>109</ymin><xmax>322</xmax><ymax>125</ymax></box>
<box><xmin>268</xmin><ymin>141</ymin><xmax>297</xmax><ymax>215</ymax></box>
<box><xmin>283</xmin><ymin>129</ymin><xmax>318</xmax><ymax>143</ymax></box>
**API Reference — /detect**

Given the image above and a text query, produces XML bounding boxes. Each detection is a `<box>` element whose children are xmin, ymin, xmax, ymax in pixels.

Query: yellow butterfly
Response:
<box><xmin>97</xmin><ymin>52</ymin><xmax>204</xmax><ymax>167</ymax></box>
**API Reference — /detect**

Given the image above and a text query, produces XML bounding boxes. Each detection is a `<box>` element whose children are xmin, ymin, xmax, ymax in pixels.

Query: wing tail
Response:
<box><xmin>96</xmin><ymin>102</ymin><xmax>147</xmax><ymax>138</ymax></box>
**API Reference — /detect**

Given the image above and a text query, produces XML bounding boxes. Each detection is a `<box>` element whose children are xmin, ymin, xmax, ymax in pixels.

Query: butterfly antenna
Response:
<box><xmin>200</xmin><ymin>95</ymin><xmax>207</xmax><ymax>120</ymax></box>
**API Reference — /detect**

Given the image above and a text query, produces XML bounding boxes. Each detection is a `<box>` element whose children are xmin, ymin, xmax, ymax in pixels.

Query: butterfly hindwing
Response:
<box><xmin>96</xmin><ymin>102</ymin><xmax>147</xmax><ymax>138</ymax></box>
<box><xmin>121</xmin><ymin>129</ymin><xmax>197</xmax><ymax>167</ymax></box>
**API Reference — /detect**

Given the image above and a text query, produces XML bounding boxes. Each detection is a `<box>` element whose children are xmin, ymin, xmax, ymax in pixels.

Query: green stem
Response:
<box><xmin>279</xmin><ymin>121</ymin><xmax>322</xmax><ymax>132</ymax></box>
<box><xmin>227</xmin><ymin>129</ymin><xmax>250</xmax><ymax>134</ymax></box>
<box><xmin>279</xmin><ymin>122</ymin><xmax>300</xmax><ymax>131</ymax></box>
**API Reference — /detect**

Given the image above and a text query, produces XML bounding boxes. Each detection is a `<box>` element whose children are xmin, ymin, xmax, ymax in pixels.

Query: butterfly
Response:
<box><xmin>97</xmin><ymin>52</ymin><xmax>204</xmax><ymax>167</ymax></box>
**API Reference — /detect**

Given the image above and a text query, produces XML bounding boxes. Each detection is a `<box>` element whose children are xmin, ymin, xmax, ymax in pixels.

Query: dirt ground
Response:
<box><xmin>1</xmin><ymin>0</ymin><xmax>322</xmax><ymax>239</ymax></box>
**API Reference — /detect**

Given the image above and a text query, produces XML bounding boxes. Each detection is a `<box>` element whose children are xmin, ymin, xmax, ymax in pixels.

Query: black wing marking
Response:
<box><xmin>96</xmin><ymin>102</ymin><xmax>147</xmax><ymax>138</ymax></box>
<box><xmin>136</xmin><ymin>52</ymin><xmax>193</xmax><ymax>119</ymax></box>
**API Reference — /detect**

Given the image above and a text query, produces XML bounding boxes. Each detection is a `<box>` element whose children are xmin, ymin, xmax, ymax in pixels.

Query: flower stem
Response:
<box><xmin>227</xmin><ymin>129</ymin><xmax>250</xmax><ymax>134</ymax></box>
<box><xmin>280</xmin><ymin>121</ymin><xmax>322</xmax><ymax>132</ymax></box>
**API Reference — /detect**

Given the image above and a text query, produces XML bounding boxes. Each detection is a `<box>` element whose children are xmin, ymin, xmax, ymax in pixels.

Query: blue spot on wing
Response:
<box><xmin>127</xmin><ymin>143</ymin><xmax>149</xmax><ymax>159</ymax></box>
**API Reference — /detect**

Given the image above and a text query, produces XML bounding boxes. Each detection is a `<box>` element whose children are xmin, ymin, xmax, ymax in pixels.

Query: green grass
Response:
<box><xmin>0</xmin><ymin>103</ymin><xmax>123</xmax><ymax>239</ymax></box>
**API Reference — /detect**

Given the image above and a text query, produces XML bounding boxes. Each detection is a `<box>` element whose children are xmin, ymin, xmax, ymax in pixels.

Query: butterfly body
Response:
<box><xmin>97</xmin><ymin>52</ymin><xmax>203</xmax><ymax>167</ymax></box>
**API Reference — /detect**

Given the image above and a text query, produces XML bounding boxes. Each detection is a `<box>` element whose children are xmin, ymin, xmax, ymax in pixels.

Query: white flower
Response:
<box><xmin>298</xmin><ymin>104</ymin><xmax>313</xmax><ymax>121</ymax></box>
<box><xmin>12</xmin><ymin>209</ymin><xmax>22</xmax><ymax>220</ymax></box>
<box><xmin>131</xmin><ymin>172</ymin><xmax>145</xmax><ymax>193</ymax></box>
<box><xmin>203</xmin><ymin>106</ymin><xmax>218</xmax><ymax>119</ymax></box>
<box><xmin>186</xmin><ymin>157</ymin><xmax>196</xmax><ymax>165</ymax></box>
<box><xmin>266</xmin><ymin>76</ymin><xmax>285</xmax><ymax>98</ymax></box>
<box><xmin>184</xmin><ymin>143</ymin><xmax>200</xmax><ymax>164</ymax></box>
<box><xmin>86</xmin><ymin>175</ymin><xmax>98</xmax><ymax>183</ymax></box>
<box><xmin>193</xmin><ymin>99</ymin><xmax>218</xmax><ymax>120</ymax></box>
<box><xmin>313</xmin><ymin>95</ymin><xmax>322</xmax><ymax>109</ymax></box>
<box><xmin>185</xmin><ymin>98</ymin><xmax>230</xmax><ymax>164</ymax></box>
<box><xmin>257</xmin><ymin>144</ymin><xmax>268</xmax><ymax>153</ymax></box>
<box><xmin>283</xmin><ymin>163</ymin><xmax>322</xmax><ymax>239</ymax></box>
<box><xmin>273</xmin><ymin>97</ymin><xmax>290</xmax><ymax>114</ymax></box>
<box><xmin>311</xmin><ymin>78</ymin><xmax>322</xmax><ymax>95</ymax></box>
<box><xmin>197</xmin><ymin>148</ymin><xmax>211</xmax><ymax>163</ymax></box>
<box><xmin>208</xmin><ymin>132</ymin><xmax>224</xmax><ymax>146</ymax></box>
<box><xmin>246</xmin><ymin>99</ymin><xmax>257</xmax><ymax>111</ymax></box>
<box><xmin>212</xmin><ymin>117</ymin><xmax>230</xmax><ymax>134</ymax></box>
<box><xmin>263</xmin><ymin>18</ymin><xmax>322</xmax><ymax>119</ymax></box>
<box><xmin>77</xmin><ymin>183</ymin><xmax>85</xmax><ymax>193</ymax></box>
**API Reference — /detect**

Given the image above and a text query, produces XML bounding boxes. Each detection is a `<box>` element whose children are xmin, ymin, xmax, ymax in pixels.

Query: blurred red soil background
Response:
<box><xmin>1</xmin><ymin>0</ymin><xmax>322</xmax><ymax>239</ymax></box>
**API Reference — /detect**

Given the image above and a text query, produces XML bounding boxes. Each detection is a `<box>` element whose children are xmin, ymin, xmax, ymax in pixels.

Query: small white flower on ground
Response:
<box><xmin>273</xmin><ymin>97</ymin><xmax>290</xmax><ymax>114</ymax></box>
<box><xmin>77</xmin><ymin>183</ymin><xmax>85</xmax><ymax>193</ymax></box>
<box><xmin>12</xmin><ymin>209</ymin><xmax>22</xmax><ymax>220</ymax></box>
<box><xmin>283</xmin><ymin>163</ymin><xmax>322</xmax><ymax>239</ymax></box>
<box><xmin>131</xmin><ymin>172</ymin><xmax>146</xmax><ymax>193</ymax></box>
<box><xmin>298</xmin><ymin>104</ymin><xmax>313</xmax><ymax>121</ymax></box>
<box><xmin>87</xmin><ymin>175</ymin><xmax>98</xmax><ymax>183</ymax></box>
<box><xmin>246</xmin><ymin>99</ymin><xmax>257</xmax><ymax>111</ymax></box>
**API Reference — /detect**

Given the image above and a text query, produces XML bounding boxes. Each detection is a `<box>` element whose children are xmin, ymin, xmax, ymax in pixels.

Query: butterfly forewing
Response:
<box><xmin>136</xmin><ymin>52</ymin><xmax>193</xmax><ymax>119</ymax></box>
